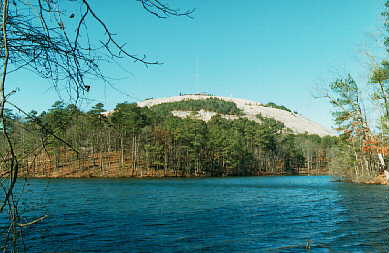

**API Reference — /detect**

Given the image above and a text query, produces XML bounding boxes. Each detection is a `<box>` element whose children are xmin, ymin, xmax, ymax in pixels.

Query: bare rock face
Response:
<box><xmin>385</xmin><ymin>170</ymin><xmax>389</xmax><ymax>184</ymax></box>
<box><xmin>137</xmin><ymin>95</ymin><xmax>335</xmax><ymax>137</ymax></box>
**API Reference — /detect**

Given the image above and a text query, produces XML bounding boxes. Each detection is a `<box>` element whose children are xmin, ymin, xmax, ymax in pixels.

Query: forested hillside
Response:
<box><xmin>151</xmin><ymin>97</ymin><xmax>244</xmax><ymax>116</ymax></box>
<box><xmin>137</xmin><ymin>95</ymin><xmax>335</xmax><ymax>136</ymax></box>
<box><xmin>0</xmin><ymin>99</ymin><xmax>337</xmax><ymax>177</ymax></box>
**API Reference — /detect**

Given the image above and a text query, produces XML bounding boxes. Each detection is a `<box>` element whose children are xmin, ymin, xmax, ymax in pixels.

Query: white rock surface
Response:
<box><xmin>384</xmin><ymin>170</ymin><xmax>389</xmax><ymax>183</ymax></box>
<box><xmin>137</xmin><ymin>95</ymin><xmax>335</xmax><ymax>137</ymax></box>
<box><xmin>171</xmin><ymin>110</ymin><xmax>239</xmax><ymax>122</ymax></box>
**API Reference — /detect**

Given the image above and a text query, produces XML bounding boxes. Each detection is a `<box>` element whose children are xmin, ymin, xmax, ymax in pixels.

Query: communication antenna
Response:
<box><xmin>194</xmin><ymin>56</ymin><xmax>199</xmax><ymax>93</ymax></box>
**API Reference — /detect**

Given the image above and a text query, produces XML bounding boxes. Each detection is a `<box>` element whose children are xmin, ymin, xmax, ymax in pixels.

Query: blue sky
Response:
<box><xmin>7</xmin><ymin>0</ymin><xmax>387</xmax><ymax>129</ymax></box>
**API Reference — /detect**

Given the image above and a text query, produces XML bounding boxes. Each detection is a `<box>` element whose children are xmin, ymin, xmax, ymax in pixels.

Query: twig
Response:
<box><xmin>17</xmin><ymin>215</ymin><xmax>48</xmax><ymax>227</ymax></box>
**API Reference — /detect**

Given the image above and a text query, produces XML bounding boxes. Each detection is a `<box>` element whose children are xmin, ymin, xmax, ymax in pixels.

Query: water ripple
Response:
<box><xmin>5</xmin><ymin>176</ymin><xmax>389</xmax><ymax>252</ymax></box>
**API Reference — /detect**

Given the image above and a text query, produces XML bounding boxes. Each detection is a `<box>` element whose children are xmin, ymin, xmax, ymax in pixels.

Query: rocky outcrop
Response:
<box><xmin>138</xmin><ymin>95</ymin><xmax>335</xmax><ymax>137</ymax></box>
<box><xmin>384</xmin><ymin>170</ymin><xmax>389</xmax><ymax>184</ymax></box>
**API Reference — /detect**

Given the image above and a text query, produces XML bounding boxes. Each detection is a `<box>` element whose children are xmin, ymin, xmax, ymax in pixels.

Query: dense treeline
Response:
<box><xmin>324</xmin><ymin>73</ymin><xmax>389</xmax><ymax>182</ymax></box>
<box><xmin>151</xmin><ymin>98</ymin><xmax>244</xmax><ymax>116</ymax></box>
<box><xmin>263</xmin><ymin>102</ymin><xmax>297</xmax><ymax>114</ymax></box>
<box><xmin>320</xmin><ymin>1</ymin><xmax>389</xmax><ymax>183</ymax></box>
<box><xmin>0</xmin><ymin>100</ymin><xmax>337</xmax><ymax>177</ymax></box>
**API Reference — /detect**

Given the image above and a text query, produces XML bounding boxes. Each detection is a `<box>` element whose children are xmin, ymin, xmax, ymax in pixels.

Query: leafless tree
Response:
<box><xmin>0</xmin><ymin>0</ymin><xmax>193</xmax><ymax>251</ymax></box>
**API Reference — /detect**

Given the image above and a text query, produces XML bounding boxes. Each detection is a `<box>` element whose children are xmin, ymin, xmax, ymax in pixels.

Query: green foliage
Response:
<box><xmin>383</xmin><ymin>1</ymin><xmax>389</xmax><ymax>53</ymax></box>
<box><xmin>151</xmin><ymin>98</ymin><xmax>244</xmax><ymax>116</ymax></box>
<box><xmin>111</xmin><ymin>103</ymin><xmax>148</xmax><ymax>130</ymax></box>
<box><xmin>369</xmin><ymin>61</ymin><xmax>389</xmax><ymax>124</ymax></box>
<box><xmin>326</xmin><ymin>74</ymin><xmax>382</xmax><ymax>181</ymax></box>
<box><xmin>370</xmin><ymin>61</ymin><xmax>389</xmax><ymax>84</ymax></box>
<box><xmin>262</xmin><ymin>102</ymin><xmax>295</xmax><ymax>113</ymax></box>
<box><xmin>0</xmin><ymin>108</ymin><xmax>17</xmax><ymax>133</ymax></box>
<box><xmin>88</xmin><ymin>103</ymin><xmax>106</xmax><ymax>116</ymax></box>
<box><xmin>43</xmin><ymin>101</ymin><xmax>82</xmax><ymax>132</ymax></box>
<box><xmin>3</xmin><ymin>101</ymin><xmax>338</xmax><ymax>177</ymax></box>
<box><xmin>328</xmin><ymin>75</ymin><xmax>366</xmax><ymax>137</ymax></box>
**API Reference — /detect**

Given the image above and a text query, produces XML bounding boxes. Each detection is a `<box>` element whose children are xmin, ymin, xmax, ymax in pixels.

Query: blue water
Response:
<box><xmin>9</xmin><ymin>176</ymin><xmax>389</xmax><ymax>252</ymax></box>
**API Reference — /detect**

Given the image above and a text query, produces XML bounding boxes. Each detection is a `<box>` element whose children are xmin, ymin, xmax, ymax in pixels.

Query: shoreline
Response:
<box><xmin>18</xmin><ymin>167</ymin><xmax>389</xmax><ymax>185</ymax></box>
<box><xmin>20</xmin><ymin>171</ymin><xmax>327</xmax><ymax>179</ymax></box>
<box><xmin>354</xmin><ymin>173</ymin><xmax>389</xmax><ymax>185</ymax></box>
<box><xmin>334</xmin><ymin>173</ymin><xmax>389</xmax><ymax>185</ymax></box>
<box><xmin>19</xmin><ymin>172</ymin><xmax>388</xmax><ymax>185</ymax></box>
<box><xmin>18</xmin><ymin>172</ymin><xmax>332</xmax><ymax>180</ymax></box>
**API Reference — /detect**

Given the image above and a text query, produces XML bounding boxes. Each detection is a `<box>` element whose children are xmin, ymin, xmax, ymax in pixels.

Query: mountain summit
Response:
<box><xmin>137</xmin><ymin>94</ymin><xmax>334</xmax><ymax>137</ymax></box>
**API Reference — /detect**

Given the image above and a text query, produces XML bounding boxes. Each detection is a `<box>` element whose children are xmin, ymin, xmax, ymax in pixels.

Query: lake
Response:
<box><xmin>8</xmin><ymin>176</ymin><xmax>389</xmax><ymax>252</ymax></box>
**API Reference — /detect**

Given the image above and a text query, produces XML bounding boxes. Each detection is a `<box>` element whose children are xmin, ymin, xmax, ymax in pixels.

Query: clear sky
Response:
<box><xmin>6</xmin><ymin>0</ymin><xmax>388</xmax><ymax>129</ymax></box>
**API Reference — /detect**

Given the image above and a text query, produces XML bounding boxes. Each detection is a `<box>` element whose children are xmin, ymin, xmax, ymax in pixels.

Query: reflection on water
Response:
<box><xmin>4</xmin><ymin>176</ymin><xmax>389</xmax><ymax>252</ymax></box>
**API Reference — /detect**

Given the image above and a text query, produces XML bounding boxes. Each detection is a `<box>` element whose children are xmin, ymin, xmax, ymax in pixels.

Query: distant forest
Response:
<box><xmin>0</xmin><ymin>99</ymin><xmax>338</xmax><ymax>177</ymax></box>
<box><xmin>263</xmin><ymin>102</ymin><xmax>297</xmax><ymax>114</ymax></box>
<box><xmin>151</xmin><ymin>98</ymin><xmax>244</xmax><ymax>115</ymax></box>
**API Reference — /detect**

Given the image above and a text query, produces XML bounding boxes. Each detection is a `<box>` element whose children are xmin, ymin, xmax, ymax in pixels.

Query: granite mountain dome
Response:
<box><xmin>137</xmin><ymin>94</ymin><xmax>334</xmax><ymax>137</ymax></box>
